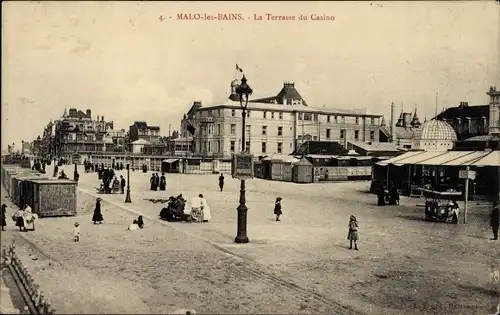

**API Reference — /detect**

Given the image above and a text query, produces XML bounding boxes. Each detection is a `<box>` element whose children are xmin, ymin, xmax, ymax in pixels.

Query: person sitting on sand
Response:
<box><xmin>127</xmin><ymin>220</ymin><xmax>139</xmax><ymax>231</ymax></box>
<box><xmin>136</xmin><ymin>215</ymin><xmax>144</xmax><ymax>229</ymax></box>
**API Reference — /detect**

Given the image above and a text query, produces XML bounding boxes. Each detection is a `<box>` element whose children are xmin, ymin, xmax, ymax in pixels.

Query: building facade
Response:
<box><xmin>53</xmin><ymin>108</ymin><xmax>116</xmax><ymax>160</ymax></box>
<box><xmin>128</xmin><ymin>121</ymin><xmax>161</xmax><ymax>143</ymax></box>
<box><xmin>436</xmin><ymin>102</ymin><xmax>490</xmax><ymax>141</ymax></box>
<box><xmin>181</xmin><ymin>80</ymin><xmax>383</xmax><ymax>158</ymax></box>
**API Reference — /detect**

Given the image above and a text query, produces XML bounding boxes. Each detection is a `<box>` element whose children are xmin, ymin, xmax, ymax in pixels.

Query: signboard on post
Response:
<box><xmin>459</xmin><ymin>169</ymin><xmax>476</xmax><ymax>180</ymax></box>
<box><xmin>232</xmin><ymin>153</ymin><xmax>254</xmax><ymax>180</ymax></box>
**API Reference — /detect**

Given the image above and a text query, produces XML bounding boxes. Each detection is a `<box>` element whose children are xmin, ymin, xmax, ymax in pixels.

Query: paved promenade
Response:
<box><xmin>1</xmin><ymin>164</ymin><xmax>498</xmax><ymax>314</ymax></box>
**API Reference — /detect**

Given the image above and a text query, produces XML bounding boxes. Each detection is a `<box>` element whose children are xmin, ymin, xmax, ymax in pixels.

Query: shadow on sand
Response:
<box><xmin>396</xmin><ymin>214</ymin><xmax>429</xmax><ymax>222</ymax></box>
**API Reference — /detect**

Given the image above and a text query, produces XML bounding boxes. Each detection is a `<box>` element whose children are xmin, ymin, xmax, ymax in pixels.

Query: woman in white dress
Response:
<box><xmin>190</xmin><ymin>194</ymin><xmax>211</xmax><ymax>222</ymax></box>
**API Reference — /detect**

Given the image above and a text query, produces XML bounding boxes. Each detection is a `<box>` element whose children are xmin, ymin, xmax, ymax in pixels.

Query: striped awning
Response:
<box><xmin>376</xmin><ymin>151</ymin><xmax>426</xmax><ymax>166</ymax></box>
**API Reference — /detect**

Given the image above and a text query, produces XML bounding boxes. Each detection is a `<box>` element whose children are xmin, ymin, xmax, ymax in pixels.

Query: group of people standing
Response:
<box><xmin>377</xmin><ymin>183</ymin><xmax>400</xmax><ymax>206</ymax></box>
<box><xmin>150</xmin><ymin>173</ymin><xmax>167</xmax><ymax>191</ymax></box>
<box><xmin>0</xmin><ymin>203</ymin><xmax>38</xmax><ymax>232</ymax></box>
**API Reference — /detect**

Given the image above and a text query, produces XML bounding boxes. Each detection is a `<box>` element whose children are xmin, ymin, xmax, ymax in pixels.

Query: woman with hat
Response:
<box><xmin>92</xmin><ymin>198</ymin><xmax>104</xmax><ymax>224</ymax></box>
<box><xmin>274</xmin><ymin>197</ymin><xmax>283</xmax><ymax>221</ymax></box>
<box><xmin>347</xmin><ymin>215</ymin><xmax>359</xmax><ymax>250</ymax></box>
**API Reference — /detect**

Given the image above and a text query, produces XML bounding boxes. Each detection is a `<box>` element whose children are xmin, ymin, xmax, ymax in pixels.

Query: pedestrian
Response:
<box><xmin>490</xmin><ymin>201</ymin><xmax>499</xmax><ymax>240</ymax></box>
<box><xmin>92</xmin><ymin>198</ymin><xmax>104</xmax><ymax>224</ymax></box>
<box><xmin>73</xmin><ymin>222</ymin><xmax>81</xmax><ymax>242</ymax></box>
<box><xmin>219</xmin><ymin>173</ymin><xmax>225</xmax><ymax>192</ymax></box>
<box><xmin>120</xmin><ymin>175</ymin><xmax>126</xmax><ymax>194</ymax></box>
<box><xmin>377</xmin><ymin>184</ymin><xmax>386</xmax><ymax>206</ymax></box>
<box><xmin>347</xmin><ymin>215</ymin><xmax>359</xmax><ymax>250</ymax></box>
<box><xmin>159</xmin><ymin>173</ymin><xmax>166</xmax><ymax>191</ymax></box>
<box><xmin>1</xmin><ymin>204</ymin><xmax>7</xmax><ymax>231</ymax></box>
<box><xmin>150</xmin><ymin>174</ymin><xmax>155</xmax><ymax>191</ymax></box>
<box><xmin>274</xmin><ymin>197</ymin><xmax>283</xmax><ymax>221</ymax></box>
<box><xmin>154</xmin><ymin>173</ymin><xmax>160</xmax><ymax>191</ymax></box>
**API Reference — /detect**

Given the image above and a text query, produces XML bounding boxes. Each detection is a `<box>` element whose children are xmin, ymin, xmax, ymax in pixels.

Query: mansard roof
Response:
<box><xmin>251</xmin><ymin>82</ymin><xmax>308</xmax><ymax>106</ymax></box>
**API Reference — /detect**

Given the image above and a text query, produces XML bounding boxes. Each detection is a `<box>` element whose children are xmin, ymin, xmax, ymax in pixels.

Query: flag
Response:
<box><xmin>186</xmin><ymin>121</ymin><xmax>196</xmax><ymax>135</ymax></box>
<box><xmin>236</xmin><ymin>64</ymin><xmax>243</xmax><ymax>73</ymax></box>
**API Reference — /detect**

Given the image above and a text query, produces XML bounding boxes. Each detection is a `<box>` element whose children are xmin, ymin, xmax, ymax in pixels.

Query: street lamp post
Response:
<box><xmin>125</xmin><ymin>162</ymin><xmax>132</xmax><ymax>203</ymax></box>
<box><xmin>234</xmin><ymin>75</ymin><xmax>253</xmax><ymax>244</ymax></box>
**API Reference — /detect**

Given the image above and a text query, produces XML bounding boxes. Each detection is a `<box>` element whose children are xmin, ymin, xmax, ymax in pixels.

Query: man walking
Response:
<box><xmin>490</xmin><ymin>201</ymin><xmax>499</xmax><ymax>240</ymax></box>
<box><xmin>218</xmin><ymin>173</ymin><xmax>225</xmax><ymax>192</ymax></box>
<box><xmin>120</xmin><ymin>175</ymin><xmax>126</xmax><ymax>194</ymax></box>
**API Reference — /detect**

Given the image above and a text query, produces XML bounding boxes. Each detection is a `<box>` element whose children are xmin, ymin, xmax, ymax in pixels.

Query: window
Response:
<box><xmin>217</xmin><ymin>124</ymin><xmax>221</xmax><ymax>135</ymax></box>
<box><xmin>263</xmin><ymin>111</ymin><xmax>267</xmax><ymax>119</ymax></box>
<box><xmin>313</xmin><ymin>136</ymin><xmax>317</xmax><ymax>141</ymax></box>
<box><xmin>247</xmin><ymin>110</ymin><xmax>250</xmax><ymax>118</ymax></box>
<box><xmin>208</xmin><ymin>141</ymin><xmax>211</xmax><ymax>152</ymax></box>
<box><xmin>230</xmin><ymin>141</ymin><xmax>235</xmax><ymax>152</ymax></box>
<box><xmin>245</xmin><ymin>141</ymin><xmax>250</xmax><ymax>152</ymax></box>
<box><xmin>261</xmin><ymin>142</ymin><xmax>267</xmax><ymax>153</ymax></box>
<box><xmin>231</xmin><ymin>124</ymin><xmax>236</xmax><ymax>135</ymax></box>
<box><xmin>304</xmin><ymin>113</ymin><xmax>312</xmax><ymax>121</ymax></box>
<box><xmin>314</xmin><ymin>114</ymin><xmax>318</xmax><ymax>121</ymax></box>
<box><xmin>371</xmin><ymin>118</ymin><xmax>375</xmax><ymax>125</ymax></box>
<box><xmin>231</xmin><ymin>109</ymin><xmax>236</xmax><ymax>117</ymax></box>
<box><xmin>217</xmin><ymin>109</ymin><xmax>221</xmax><ymax>117</ymax></box>
<box><xmin>327</xmin><ymin>115</ymin><xmax>331</xmax><ymax>123</ymax></box>
<box><xmin>246</xmin><ymin>125</ymin><xmax>251</xmax><ymax>136</ymax></box>
<box><xmin>298</xmin><ymin>113</ymin><xmax>303</xmax><ymax>120</ymax></box>
<box><xmin>370</xmin><ymin>130</ymin><xmax>375</xmax><ymax>140</ymax></box>
<box><xmin>279</xmin><ymin>112</ymin><xmax>283</xmax><ymax>119</ymax></box>
<box><xmin>341</xmin><ymin>116</ymin><xmax>345</xmax><ymax>123</ymax></box>
<box><xmin>354</xmin><ymin>130</ymin><xmax>359</xmax><ymax>140</ymax></box>
<box><xmin>340</xmin><ymin>129</ymin><xmax>346</xmax><ymax>139</ymax></box>
<box><xmin>262</xmin><ymin>126</ymin><xmax>267</xmax><ymax>135</ymax></box>
<box><xmin>277</xmin><ymin>142</ymin><xmax>283</xmax><ymax>154</ymax></box>
<box><xmin>334</xmin><ymin>116</ymin><xmax>338</xmax><ymax>123</ymax></box>
<box><xmin>355</xmin><ymin>117</ymin><xmax>359</xmax><ymax>124</ymax></box>
<box><xmin>277</xmin><ymin>126</ymin><xmax>283</xmax><ymax>136</ymax></box>
<box><xmin>326</xmin><ymin>129</ymin><xmax>331</xmax><ymax>139</ymax></box>
<box><xmin>218</xmin><ymin>140</ymin><xmax>222</xmax><ymax>152</ymax></box>
<box><xmin>271</xmin><ymin>112</ymin><xmax>275</xmax><ymax>119</ymax></box>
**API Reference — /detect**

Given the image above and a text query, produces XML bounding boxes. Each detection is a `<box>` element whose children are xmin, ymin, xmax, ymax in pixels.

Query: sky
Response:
<box><xmin>2</xmin><ymin>1</ymin><xmax>499</xmax><ymax>150</ymax></box>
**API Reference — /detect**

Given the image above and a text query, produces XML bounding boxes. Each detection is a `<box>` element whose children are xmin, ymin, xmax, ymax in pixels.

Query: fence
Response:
<box><xmin>1</xmin><ymin>243</ymin><xmax>55</xmax><ymax>314</ymax></box>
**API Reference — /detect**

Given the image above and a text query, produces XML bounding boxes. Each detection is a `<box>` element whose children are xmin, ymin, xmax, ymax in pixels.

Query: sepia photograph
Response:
<box><xmin>1</xmin><ymin>1</ymin><xmax>499</xmax><ymax>314</ymax></box>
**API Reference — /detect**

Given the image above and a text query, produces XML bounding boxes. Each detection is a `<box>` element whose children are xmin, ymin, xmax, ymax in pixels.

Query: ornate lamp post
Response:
<box><xmin>125</xmin><ymin>156</ymin><xmax>132</xmax><ymax>203</ymax></box>
<box><xmin>234</xmin><ymin>75</ymin><xmax>253</xmax><ymax>244</ymax></box>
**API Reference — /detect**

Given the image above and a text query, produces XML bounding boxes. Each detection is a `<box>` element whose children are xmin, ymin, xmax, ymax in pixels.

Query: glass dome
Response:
<box><xmin>413</xmin><ymin>119</ymin><xmax>457</xmax><ymax>141</ymax></box>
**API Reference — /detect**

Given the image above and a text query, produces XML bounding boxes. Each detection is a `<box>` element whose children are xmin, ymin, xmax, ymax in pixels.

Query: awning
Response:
<box><xmin>440</xmin><ymin>151</ymin><xmax>491</xmax><ymax>166</ymax></box>
<box><xmin>413</xmin><ymin>151</ymin><xmax>471</xmax><ymax>166</ymax></box>
<box><xmin>463</xmin><ymin>151</ymin><xmax>500</xmax><ymax>167</ymax></box>
<box><xmin>376</xmin><ymin>151</ymin><xmax>425</xmax><ymax>166</ymax></box>
<box><xmin>162</xmin><ymin>159</ymin><xmax>179</xmax><ymax>163</ymax></box>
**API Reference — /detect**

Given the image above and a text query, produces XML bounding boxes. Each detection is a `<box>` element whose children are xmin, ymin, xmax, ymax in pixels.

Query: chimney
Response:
<box><xmin>390</xmin><ymin>102</ymin><xmax>396</xmax><ymax>142</ymax></box>
<box><xmin>97</xmin><ymin>115</ymin><xmax>100</xmax><ymax>121</ymax></box>
<box><xmin>86</xmin><ymin>109</ymin><xmax>91</xmax><ymax>119</ymax></box>
<box><xmin>101</xmin><ymin>116</ymin><xmax>104</xmax><ymax>122</ymax></box>
<box><xmin>403</xmin><ymin>113</ymin><xmax>412</xmax><ymax>127</ymax></box>
<box><xmin>69</xmin><ymin>108</ymin><xmax>77</xmax><ymax>117</ymax></box>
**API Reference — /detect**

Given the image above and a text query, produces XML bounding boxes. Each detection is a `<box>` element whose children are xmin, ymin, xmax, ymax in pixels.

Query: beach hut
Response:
<box><xmin>22</xmin><ymin>179</ymin><xmax>77</xmax><ymax>217</ymax></box>
<box><xmin>292</xmin><ymin>157</ymin><xmax>313</xmax><ymax>183</ymax></box>
<box><xmin>262</xmin><ymin>155</ymin><xmax>300</xmax><ymax>182</ymax></box>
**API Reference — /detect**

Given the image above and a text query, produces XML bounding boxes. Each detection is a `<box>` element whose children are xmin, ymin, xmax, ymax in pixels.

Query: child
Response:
<box><xmin>73</xmin><ymin>222</ymin><xmax>81</xmax><ymax>242</ymax></box>
<box><xmin>347</xmin><ymin>215</ymin><xmax>359</xmax><ymax>250</ymax></box>
<box><xmin>274</xmin><ymin>197</ymin><xmax>283</xmax><ymax>221</ymax></box>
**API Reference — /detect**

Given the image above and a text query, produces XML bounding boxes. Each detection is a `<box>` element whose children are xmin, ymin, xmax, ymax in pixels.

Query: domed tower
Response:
<box><xmin>413</xmin><ymin>119</ymin><xmax>457</xmax><ymax>151</ymax></box>
<box><xmin>229</xmin><ymin>79</ymin><xmax>240</xmax><ymax>101</ymax></box>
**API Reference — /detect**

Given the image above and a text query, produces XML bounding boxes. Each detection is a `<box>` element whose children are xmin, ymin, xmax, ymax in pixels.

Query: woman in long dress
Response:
<box><xmin>199</xmin><ymin>194</ymin><xmax>211</xmax><ymax>222</ymax></box>
<box><xmin>274</xmin><ymin>197</ymin><xmax>283</xmax><ymax>221</ymax></box>
<box><xmin>92</xmin><ymin>198</ymin><xmax>104</xmax><ymax>224</ymax></box>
